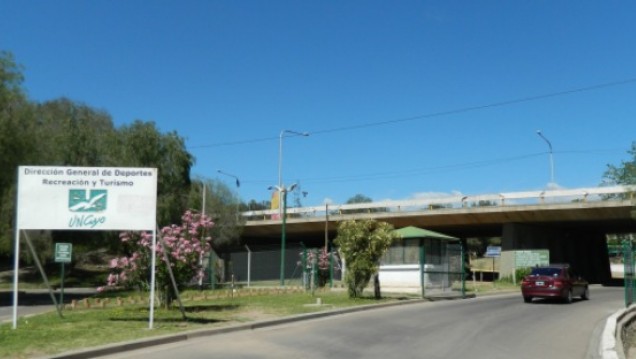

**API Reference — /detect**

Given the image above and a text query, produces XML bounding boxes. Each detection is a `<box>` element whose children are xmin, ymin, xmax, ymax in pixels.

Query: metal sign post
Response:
<box><xmin>485</xmin><ymin>246</ymin><xmax>501</xmax><ymax>286</ymax></box>
<box><xmin>55</xmin><ymin>243</ymin><xmax>72</xmax><ymax>306</ymax></box>
<box><xmin>13</xmin><ymin>166</ymin><xmax>157</xmax><ymax>330</ymax></box>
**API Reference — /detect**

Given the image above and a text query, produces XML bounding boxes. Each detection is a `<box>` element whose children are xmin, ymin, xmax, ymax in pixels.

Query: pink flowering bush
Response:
<box><xmin>301</xmin><ymin>247</ymin><xmax>337</xmax><ymax>288</ymax></box>
<box><xmin>103</xmin><ymin>210</ymin><xmax>214</xmax><ymax>307</ymax></box>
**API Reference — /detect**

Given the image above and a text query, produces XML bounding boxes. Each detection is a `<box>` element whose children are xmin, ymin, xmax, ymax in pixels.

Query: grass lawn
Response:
<box><xmin>0</xmin><ymin>288</ymin><xmax>400</xmax><ymax>359</ymax></box>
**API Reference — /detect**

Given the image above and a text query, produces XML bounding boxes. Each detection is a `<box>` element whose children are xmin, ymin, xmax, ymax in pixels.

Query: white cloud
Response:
<box><xmin>410</xmin><ymin>190</ymin><xmax>463</xmax><ymax>200</ymax></box>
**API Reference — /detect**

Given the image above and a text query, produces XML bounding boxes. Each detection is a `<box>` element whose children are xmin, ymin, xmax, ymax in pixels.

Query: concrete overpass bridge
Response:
<box><xmin>241</xmin><ymin>186</ymin><xmax>636</xmax><ymax>283</ymax></box>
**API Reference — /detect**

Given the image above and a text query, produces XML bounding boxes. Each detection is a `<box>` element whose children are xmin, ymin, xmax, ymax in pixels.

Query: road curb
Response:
<box><xmin>600</xmin><ymin>304</ymin><xmax>636</xmax><ymax>359</ymax></box>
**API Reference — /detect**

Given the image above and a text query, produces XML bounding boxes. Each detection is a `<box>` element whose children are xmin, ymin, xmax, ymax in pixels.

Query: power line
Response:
<box><xmin>188</xmin><ymin>77</ymin><xmax>636</xmax><ymax>149</ymax></box>
<box><xmin>234</xmin><ymin>148</ymin><xmax>626</xmax><ymax>186</ymax></box>
<box><xmin>239</xmin><ymin>152</ymin><xmax>546</xmax><ymax>185</ymax></box>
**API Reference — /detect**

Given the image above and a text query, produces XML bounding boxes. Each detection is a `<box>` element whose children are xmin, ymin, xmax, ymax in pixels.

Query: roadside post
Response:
<box><xmin>54</xmin><ymin>243</ymin><xmax>72</xmax><ymax>306</ymax></box>
<box><xmin>485</xmin><ymin>246</ymin><xmax>501</xmax><ymax>287</ymax></box>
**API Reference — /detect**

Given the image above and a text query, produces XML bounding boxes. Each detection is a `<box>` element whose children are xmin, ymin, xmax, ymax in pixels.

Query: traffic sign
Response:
<box><xmin>55</xmin><ymin>243</ymin><xmax>72</xmax><ymax>263</ymax></box>
<box><xmin>485</xmin><ymin>246</ymin><xmax>501</xmax><ymax>258</ymax></box>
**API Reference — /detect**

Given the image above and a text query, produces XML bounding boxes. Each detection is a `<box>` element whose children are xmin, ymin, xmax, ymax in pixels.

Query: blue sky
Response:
<box><xmin>2</xmin><ymin>1</ymin><xmax>635</xmax><ymax>207</ymax></box>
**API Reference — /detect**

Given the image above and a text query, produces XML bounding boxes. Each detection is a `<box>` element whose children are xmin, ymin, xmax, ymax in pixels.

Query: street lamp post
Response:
<box><xmin>536</xmin><ymin>130</ymin><xmax>555</xmax><ymax>187</ymax></box>
<box><xmin>269</xmin><ymin>183</ymin><xmax>297</xmax><ymax>287</ymax></box>
<box><xmin>278</xmin><ymin>130</ymin><xmax>309</xmax><ymax>215</ymax></box>
<box><xmin>217</xmin><ymin>169</ymin><xmax>241</xmax><ymax>218</ymax></box>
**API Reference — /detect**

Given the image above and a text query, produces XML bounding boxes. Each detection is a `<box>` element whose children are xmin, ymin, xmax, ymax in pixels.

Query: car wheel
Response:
<box><xmin>523</xmin><ymin>296</ymin><xmax>532</xmax><ymax>303</ymax></box>
<box><xmin>581</xmin><ymin>287</ymin><xmax>589</xmax><ymax>300</ymax></box>
<box><xmin>565</xmin><ymin>290</ymin><xmax>573</xmax><ymax>304</ymax></box>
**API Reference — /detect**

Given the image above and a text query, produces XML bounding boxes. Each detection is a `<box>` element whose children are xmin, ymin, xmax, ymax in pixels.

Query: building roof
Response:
<box><xmin>394</xmin><ymin>226</ymin><xmax>458</xmax><ymax>241</ymax></box>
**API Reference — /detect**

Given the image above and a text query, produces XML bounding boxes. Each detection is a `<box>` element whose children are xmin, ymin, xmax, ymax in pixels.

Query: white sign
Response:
<box><xmin>485</xmin><ymin>246</ymin><xmax>502</xmax><ymax>258</ymax></box>
<box><xmin>17</xmin><ymin>166</ymin><xmax>157</xmax><ymax>230</ymax></box>
<box><xmin>55</xmin><ymin>243</ymin><xmax>72</xmax><ymax>263</ymax></box>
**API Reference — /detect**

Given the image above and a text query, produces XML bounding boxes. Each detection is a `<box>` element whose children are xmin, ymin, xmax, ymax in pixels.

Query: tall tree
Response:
<box><xmin>342</xmin><ymin>193</ymin><xmax>387</xmax><ymax>214</ymax></box>
<box><xmin>0</xmin><ymin>51</ymin><xmax>37</xmax><ymax>257</ymax></box>
<box><xmin>604</xmin><ymin>141</ymin><xmax>636</xmax><ymax>186</ymax></box>
<box><xmin>115</xmin><ymin>120</ymin><xmax>194</xmax><ymax>225</ymax></box>
<box><xmin>346</xmin><ymin>194</ymin><xmax>373</xmax><ymax>204</ymax></box>
<box><xmin>34</xmin><ymin>98</ymin><xmax>118</xmax><ymax>166</ymax></box>
<box><xmin>0</xmin><ymin>51</ymin><xmax>197</xmax><ymax>262</ymax></box>
<box><xmin>187</xmin><ymin>178</ymin><xmax>244</xmax><ymax>250</ymax></box>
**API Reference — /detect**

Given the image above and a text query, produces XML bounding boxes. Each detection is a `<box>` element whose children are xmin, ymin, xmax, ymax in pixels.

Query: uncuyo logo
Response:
<box><xmin>68</xmin><ymin>189</ymin><xmax>107</xmax><ymax>212</ymax></box>
<box><xmin>68</xmin><ymin>189</ymin><xmax>107</xmax><ymax>228</ymax></box>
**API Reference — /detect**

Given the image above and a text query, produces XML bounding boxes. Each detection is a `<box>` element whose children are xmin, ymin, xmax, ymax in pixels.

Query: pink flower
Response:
<box><xmin>107</xmin><ymin>273</ymin><xmax>118</xmax><ymax>286</ymax></box>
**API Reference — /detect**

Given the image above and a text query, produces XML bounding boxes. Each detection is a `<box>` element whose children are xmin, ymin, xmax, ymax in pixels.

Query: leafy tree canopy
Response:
<box><xmin>604</xmin><ymin>141</ymin><xmax>636</xmax><ymax>186</ymax></box>
<box><xmin>0</xmin><ymin>51</ymin><xmax>230</xmax><ymax>263</ymax></box>
<box><xmin>187</xmin><ymin>178</ymin><xmax>244</xmax><ymax>250</ymax></box>
<box><xmin>334</xmin><ymin>219</ymin><xmax>397</xmax><ymax>298</ymax></box>
<box><xmin>345</xmin><ymin>194</ymin><xmax>373</xmax><ymax>204</ymax></box>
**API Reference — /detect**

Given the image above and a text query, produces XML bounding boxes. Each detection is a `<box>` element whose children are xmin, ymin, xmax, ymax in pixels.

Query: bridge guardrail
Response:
<box><xmin>243</xmin><ymin>185</ymin><xmax>636</xmax><ymax>222</ymax></box>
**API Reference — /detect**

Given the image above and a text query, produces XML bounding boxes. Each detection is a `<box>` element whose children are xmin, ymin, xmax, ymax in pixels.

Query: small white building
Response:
<box><xmin>379</xmin><ymin>226</ymin><xmax>463</xmax><ymax>296</ymax></box>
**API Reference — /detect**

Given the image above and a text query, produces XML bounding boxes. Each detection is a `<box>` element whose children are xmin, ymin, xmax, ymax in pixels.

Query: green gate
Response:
<box><xmin>623</xmin><ymin>240</ymin><xmax>635</xmax><ymax>307</ymax></box>
<box><xmin>420</xmin><ymin>242</ymin><xmax>466</xmax><ymax>298</ymax></box>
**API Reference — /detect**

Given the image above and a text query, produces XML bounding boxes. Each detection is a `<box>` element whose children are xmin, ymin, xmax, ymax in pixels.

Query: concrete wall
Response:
<box><xmin>502</xmin><ymin>223</ymin><xmax>611</xmax><ymax>283</ymax></box>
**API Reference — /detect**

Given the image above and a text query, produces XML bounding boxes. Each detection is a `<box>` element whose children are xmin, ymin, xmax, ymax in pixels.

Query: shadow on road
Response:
<box><xmin>0</xmin><ymin>290</ymin><xmax>96</xmax><ymax>307</ymax></box>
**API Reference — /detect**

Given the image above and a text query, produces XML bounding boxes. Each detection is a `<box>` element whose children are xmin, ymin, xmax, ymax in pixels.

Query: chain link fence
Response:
<box><xmin>205</xmin><ymin>244</ymin><xmax>342</xmax><ymax>290</ymax></box>
<box><xmin>623</xmin><ymin>240</ymin><xmax>634</xmax><ymax>307</ymax></box>
<box><xmin>422</xmin><ymin>243</ymin><xmax>465</xmax><ymax>297</ymax></box>
<box><xmin>204</xmin><ymin>241</ymin><xmax>465</xmax><ymax>297</ymax></box>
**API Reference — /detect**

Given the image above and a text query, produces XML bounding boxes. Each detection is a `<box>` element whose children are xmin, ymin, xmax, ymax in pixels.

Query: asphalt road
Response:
<box><xmin>101</xmin><ymin>286</ymin><xmax>624</xmax><ymax>359</ymax></box>
<box><xmin>0</xmin><ymin>288</ymin><xmax>96</xmax><ymax>324</ymax></box>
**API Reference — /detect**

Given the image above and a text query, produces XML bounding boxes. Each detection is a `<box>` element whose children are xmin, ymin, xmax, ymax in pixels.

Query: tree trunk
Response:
<box><xmin>373</xmin><ymin>273</ymin><xmax>381</xmax><ymax>299</ymax></box>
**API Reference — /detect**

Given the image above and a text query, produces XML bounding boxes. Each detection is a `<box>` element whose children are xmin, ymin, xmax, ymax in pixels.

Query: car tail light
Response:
<box><xmin>553</xmin><ymin>280</ymin><xmax>563</xmax><ymax>287</ymax></box>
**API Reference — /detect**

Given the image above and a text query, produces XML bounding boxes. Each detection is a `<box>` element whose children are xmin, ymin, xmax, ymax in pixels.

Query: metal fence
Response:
<box><xmin>203</xmin><ymin>242</ymin><xmax>464</xmax><ymax>297</ymax></box>
<box><xmin>208</xmin><ymin>244</ymin><xmax>342</xmax><ymax>289</ymax></box>
<box><xmin>422</xmin><ymin>243</ymin><xmax>465</xmax><ymax>297</ymax></box>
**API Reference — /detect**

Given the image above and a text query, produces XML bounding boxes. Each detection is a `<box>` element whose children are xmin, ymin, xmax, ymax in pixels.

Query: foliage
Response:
<box><xmin>604</xmin><ymin>141</ymin><xmax>636</xmax><ymax>188</ymax></box>
<box><xmin>102</xmin><ymin>210</ymin><xmax>214</xmax><ymax>307</ymax></box>
<box><xmin>34</xmin><ymin>98</ymin><xmax>118</xmax><ymax>166</ymax></box>
<box><xmin>301</xmin><ymin>247</ymin><xmax>337</xmax><ymax>288</ymax></box>
<box><xmin>340</xmin><ymin>194</ymin><xmax>388</xmax><ymax>214</ymax></box>
<box><xmin>495</xmin><ymin>267</ymin><xmax>532</xmax><ymax>285</ymax></box>
<box><xmin>466</xmin><ymin>237</ymin><xmax>502</xmax><ymax>258</ymax></box>
<box><xmin>346</xmin><ymin>194</ymin><xmax>373</xmax><ymax>204</ymax></box>
<box><xmin>0</xmin><ymin>51</ymin><xmax>197</xmax><ymax>261</ymax></box>
<box><xmin>515</xmin><ymin>267</ymin><xmax>532</xmax><ymax>283</ymax></box>
<box><xmin>0</xmin><ymin>51</ymin><xmax>35</xmax><ymax>257</ymax></box>
<box><xmin>290</xmin><ymin>182</ymin><xmax>308</xmax><ymax>209</ymax></box>
<box><xmin>334</xmin><ymin>219</ymin><xmax>397</xmax><ymax>298</ymax></box>
<box><xmin>115</xmin><ymin>120</ymin><xmax>194</xmax><ymax>225</ymax></box>
<box><xmin>244</xmin><ymin>199</ymin><xmax>270</xmax><ymax>211</ymax></box>
<box><xmin>187</xmin><ymin>178</ymin><xmax>244</xmax><ymax>250</ymax></box>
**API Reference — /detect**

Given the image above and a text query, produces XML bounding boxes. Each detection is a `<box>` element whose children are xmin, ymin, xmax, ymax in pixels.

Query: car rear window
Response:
<box><xmin>530</xmin><ymin>267</ymin><xmax>562</xmax><ymax>276</ymax></box>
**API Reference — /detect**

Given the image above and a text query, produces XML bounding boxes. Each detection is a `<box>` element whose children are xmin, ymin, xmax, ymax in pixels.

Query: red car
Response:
<box><xmin>521</xmin><ymin>264</ymin><xmax>589</xmax><ymax>303</ymax></box>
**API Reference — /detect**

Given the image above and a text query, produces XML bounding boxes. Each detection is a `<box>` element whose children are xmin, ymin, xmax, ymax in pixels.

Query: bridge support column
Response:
<box><xmin>502</xmin><ymin>223</ymin><xmax>611</xmax><ymax>284</ymax></box>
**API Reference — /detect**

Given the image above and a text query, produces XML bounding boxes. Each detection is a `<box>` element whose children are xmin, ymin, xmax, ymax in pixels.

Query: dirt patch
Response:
<box><xmin>624</xmin><ymin>322</ymin><xmax>636</xmax><ymax>359</ymax></box>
